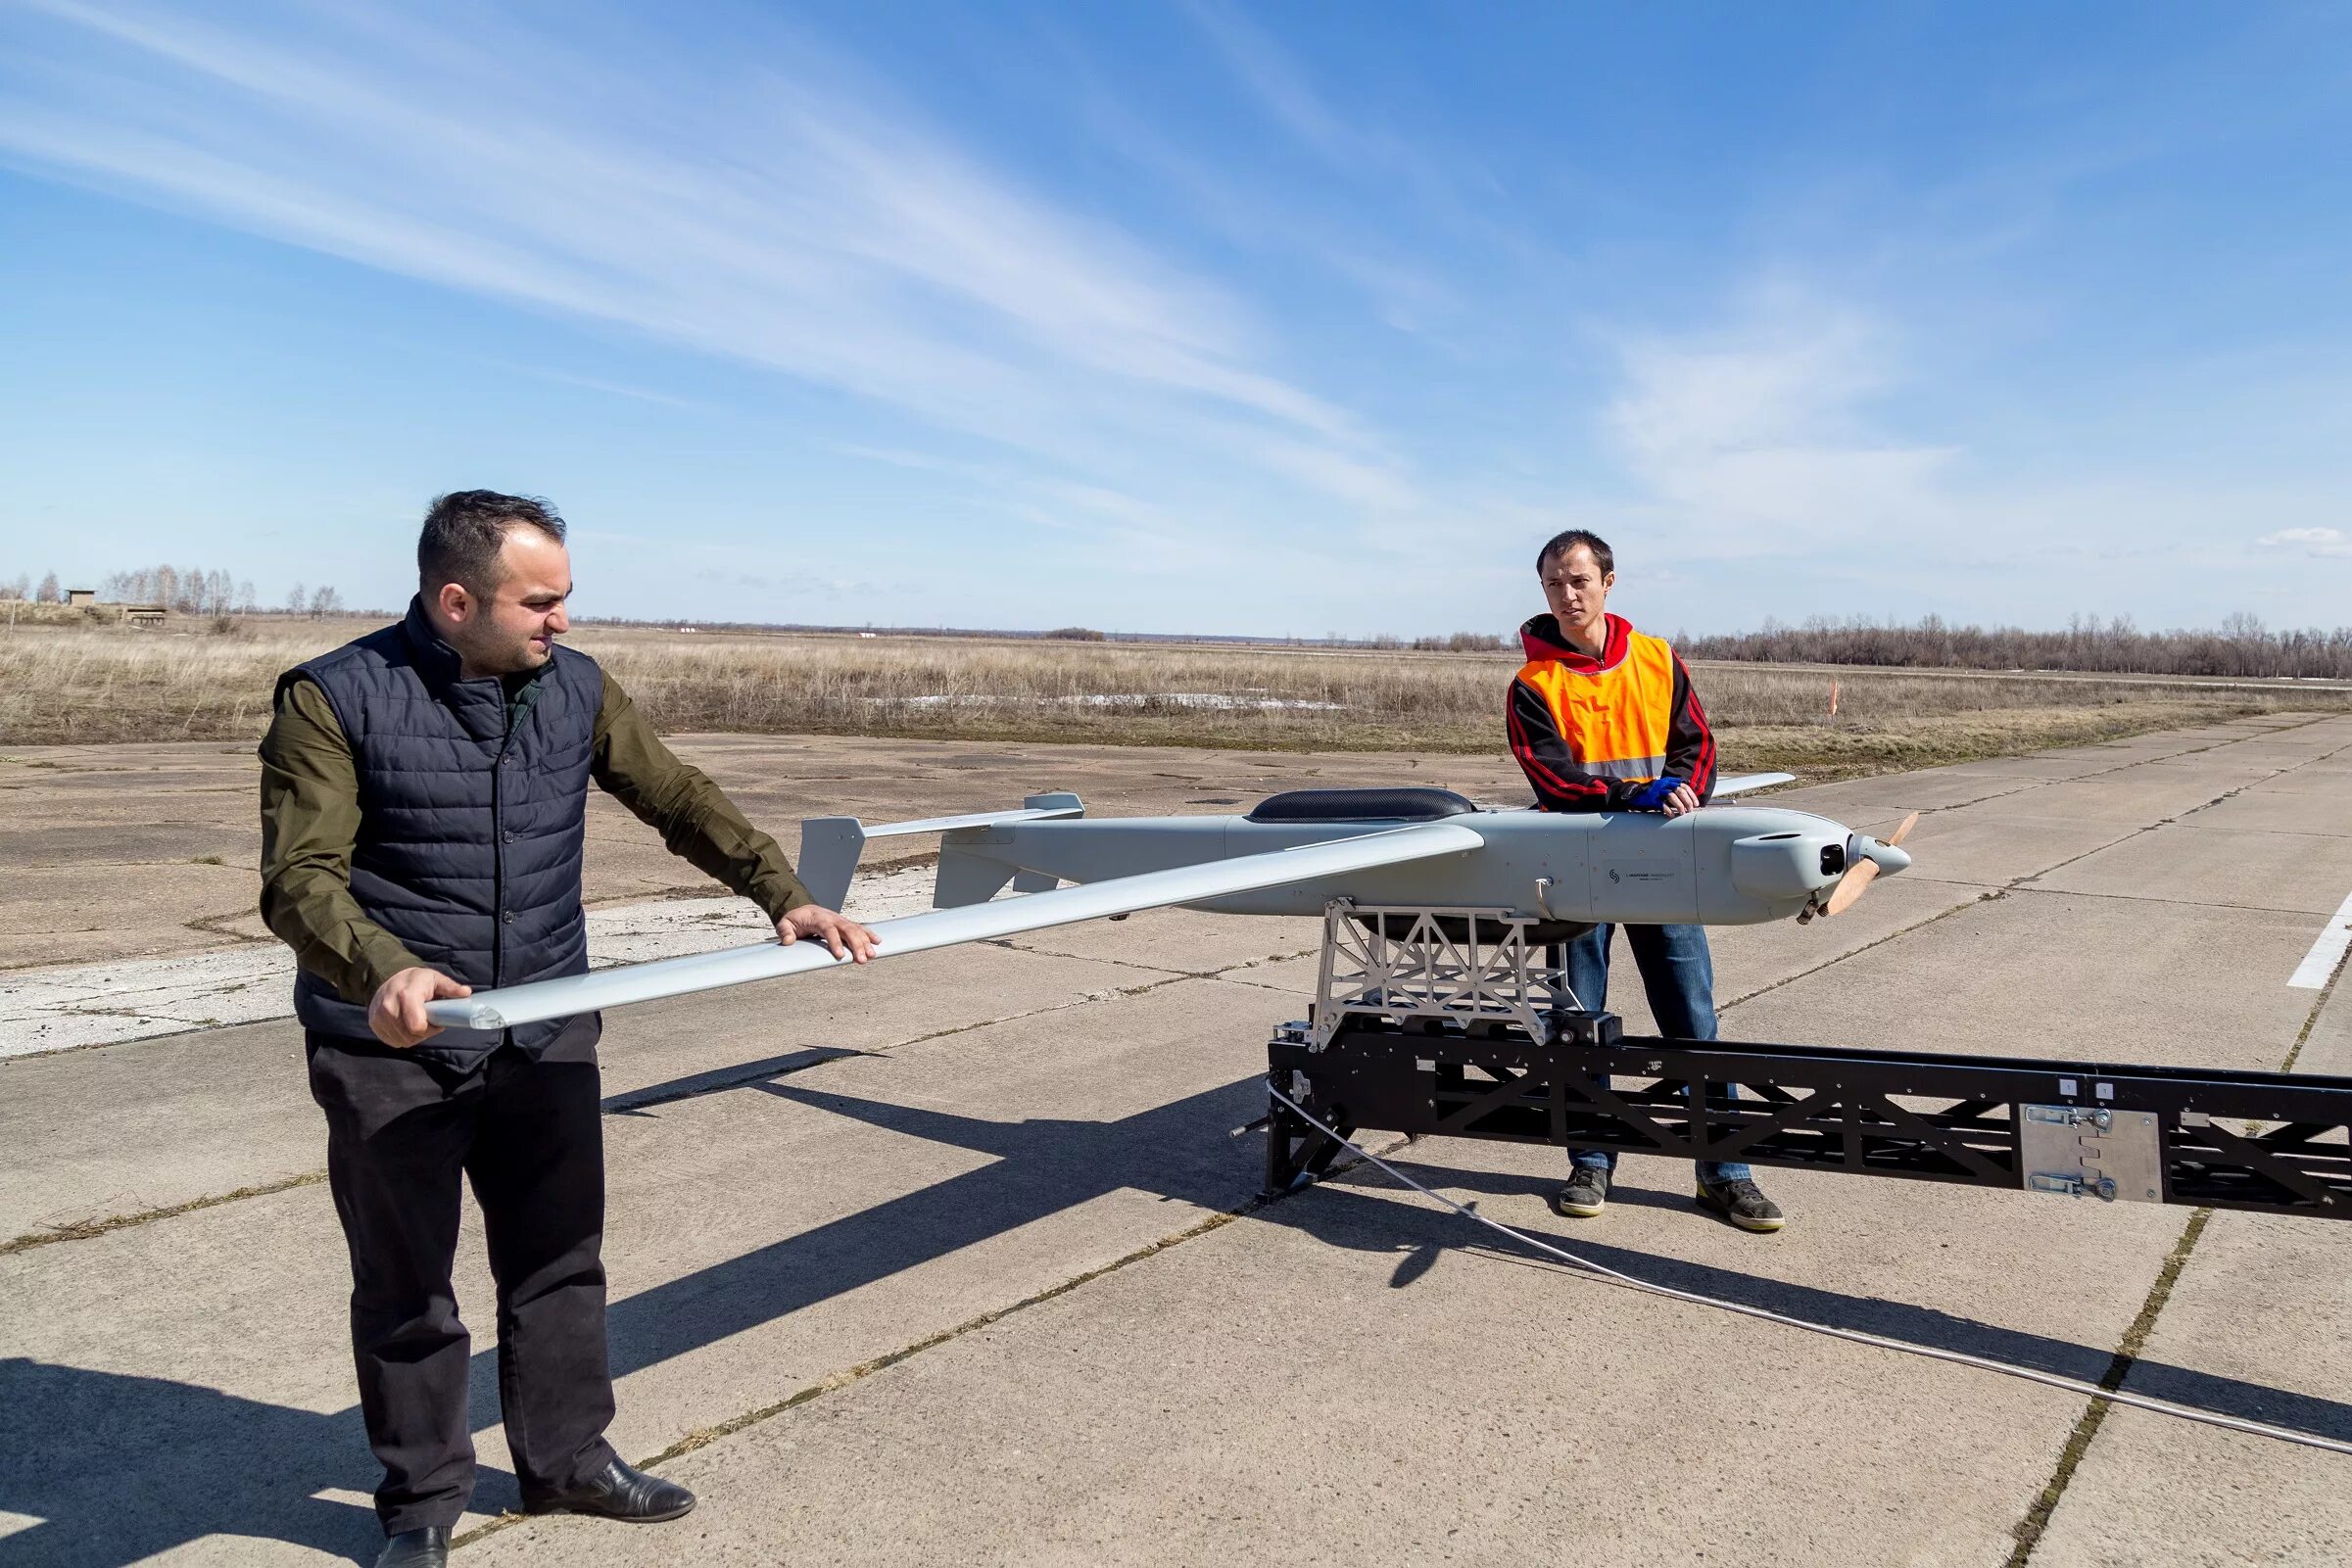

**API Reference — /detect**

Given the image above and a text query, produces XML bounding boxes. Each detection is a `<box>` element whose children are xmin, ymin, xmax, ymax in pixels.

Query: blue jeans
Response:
<box><xmin>1562</xmin><ymin>923</ymin><xmax>1752</xmax><ymax>1185</ymax></box>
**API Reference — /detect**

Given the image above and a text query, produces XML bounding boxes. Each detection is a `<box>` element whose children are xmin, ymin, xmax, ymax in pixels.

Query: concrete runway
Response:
<box><xmin>5</xmin><ymin>712</ymin><xmax>2352</xmax><ymax>1566</ymax></box>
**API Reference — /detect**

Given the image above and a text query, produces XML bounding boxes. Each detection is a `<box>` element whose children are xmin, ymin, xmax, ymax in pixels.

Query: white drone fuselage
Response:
<box><xmin>933</xmin><ymin>803</ymin><xmax>1873</xmax><ymax>927</ymax></box>
<box><xmin>427</xmin><ymin>781</ymin><xmax>1911</xmax><ymax>1031</ymax></box>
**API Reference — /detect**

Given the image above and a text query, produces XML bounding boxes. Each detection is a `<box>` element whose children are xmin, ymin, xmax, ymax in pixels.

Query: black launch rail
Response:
<box><xmin>1265</xmin><ymin>1013</ymin><xmax>2352</xmax><ymax>1219</ymax></box>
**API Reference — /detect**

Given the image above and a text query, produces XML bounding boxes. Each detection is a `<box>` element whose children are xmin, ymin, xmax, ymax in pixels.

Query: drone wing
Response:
<box><xmin>424</xmin><ymin>820</ymin><xmax>1484</xmax><ymax>1031</ymax></box>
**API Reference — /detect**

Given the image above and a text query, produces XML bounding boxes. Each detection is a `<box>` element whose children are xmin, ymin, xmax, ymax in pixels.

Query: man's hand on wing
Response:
<box><xmin>777</xmin><ymin>905</ymin><xmax>882</xmax><ymax>964</ymax></box>
<box><xmin>367</xmin><ymin>966</ymin><xmax>473</xmax><ymax>1049</ymax></box>
<box><xmin>1659</xmin><ymin>782</ymin><xmax>1702</xmax><ymax>817</ymax></box>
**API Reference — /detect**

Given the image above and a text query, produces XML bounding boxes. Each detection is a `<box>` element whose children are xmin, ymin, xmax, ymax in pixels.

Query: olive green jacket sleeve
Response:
<box><xmin>257</xmin><ymin>678</ymin><xmax>429</xmax><ymax>1005</ymax></box>
<box><xmin>259</xmin><ymin>668</ymin><xmax>816</xmax><ymax>1006</ymax></box>
<box><xmin>590</xmin><ymin>673</ymin><xmax>814</xmax><ymax>924</ymax></box>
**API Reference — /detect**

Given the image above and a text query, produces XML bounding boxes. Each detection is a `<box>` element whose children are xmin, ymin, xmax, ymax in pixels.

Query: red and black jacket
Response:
<box><xmin>1507</xmin><ymin>612</ymin><xmax>1716</xmax><ymax>812</ymax></box>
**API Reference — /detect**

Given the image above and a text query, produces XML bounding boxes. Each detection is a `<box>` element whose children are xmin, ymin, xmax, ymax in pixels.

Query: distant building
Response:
<box><xmin>66</xmin><ymin>588</ymin><xmax>94</xmax><ymax>607</ymax></box>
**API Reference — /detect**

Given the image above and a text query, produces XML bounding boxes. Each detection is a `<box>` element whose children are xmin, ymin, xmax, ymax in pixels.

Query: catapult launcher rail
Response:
<box><xmin>1266</xmin><ymin>905</ymin><xmax>2352</xmax><ymax>1219</ymax></box>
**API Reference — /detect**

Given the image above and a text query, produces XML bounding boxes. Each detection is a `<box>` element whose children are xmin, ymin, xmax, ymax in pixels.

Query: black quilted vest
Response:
<box><xmin>289</xmin><ymin>597</ymin><xmax>602</xmax><ymax>1066</ymax></box>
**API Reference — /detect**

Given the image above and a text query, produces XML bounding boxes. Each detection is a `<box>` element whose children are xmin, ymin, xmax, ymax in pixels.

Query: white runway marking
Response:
<box><xmin>2288</xmin><ymin>888</ymin><xmax>2352</xmax><ymax>990</ymax></box>
<box><xmin>0</xmin><ymin>864</ymin><xmax>943</xmax><ymax>1058</ymax></box>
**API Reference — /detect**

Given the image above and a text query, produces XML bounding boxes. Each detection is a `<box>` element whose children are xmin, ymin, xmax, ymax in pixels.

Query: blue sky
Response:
<box><xmin>1</xmin><ymin>1</ymin><xmax>2347</xmax><ymax>638</ymax></box>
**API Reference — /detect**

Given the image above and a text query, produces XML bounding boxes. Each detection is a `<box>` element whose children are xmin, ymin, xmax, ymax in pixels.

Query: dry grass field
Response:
<box><xmin>4</xmin><ymin>616</ymin><xmax>2346</xmax><ymax>778</ymax></box>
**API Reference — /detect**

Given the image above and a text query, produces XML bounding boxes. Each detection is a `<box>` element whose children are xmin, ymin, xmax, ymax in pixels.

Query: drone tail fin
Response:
<box><xmin>934</xmin><ymin>844</ymin><xmax>1021</xmax><ymax>908</ymax></box>
<box><xmin>797</xmin><ymin>792</ymin><xmax>1083</xmax><ymax>912</ymax></box>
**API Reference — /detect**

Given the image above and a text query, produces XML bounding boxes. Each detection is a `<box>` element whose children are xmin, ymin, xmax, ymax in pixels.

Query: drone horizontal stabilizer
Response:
<box><xmin>424</xmin><ymin>819</ymin><xmax>1485</xmax><ymax>1031</ymax></box>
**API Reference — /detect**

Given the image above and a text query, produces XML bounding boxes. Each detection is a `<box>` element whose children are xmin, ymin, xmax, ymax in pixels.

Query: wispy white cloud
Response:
<box><xmin>692</xmin><ymin>566</ymin><xmax>878</xmax><ymax>599</ymax></box>
<box><xmin>0</xmin><ymin>0</ymin><xmax>1401</xmax><ymax>525</ymax></box>
<box><xmin>1176</xmin><ymin>0</ymin><xmax>1479</xmax><ymax>201</ymax></box>
<box><xmin>1583</xmin><ymin>282</ymin><xmax>2352</xmax><ymax>629</ymax></box>
<box><xmin>1178</xmin><ymin>0</ymin><xmax>1364</xmax><ymax>169</ymax></box>
<box><xmin>2258</xmin><ymin>527</ymin><xmax>2352</xmax><ymax>559</ymax></box>
<box><xmin>1602</xmin><ymin>289</ymin><xmax>1960</xmax><ymax>552</ymax></box>
<box><xmin>485</xmin><ymin>361</ymin><xmax>710</xmax><ymax>412</ymax></box>
<box><xmin>822</xmin><ymin>438</ymin><xmax>1221</xmax><ymax>566</ymax></box>
<box><xmin>1061</xmin><ymin>59</ymin><xmax>1468</xmax><ymax>343</ymax></box>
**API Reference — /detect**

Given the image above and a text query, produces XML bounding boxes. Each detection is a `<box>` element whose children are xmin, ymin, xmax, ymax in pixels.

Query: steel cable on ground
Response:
<box><xmin>1267</xmin><ymin>1084</ymin><xmax>2352</xmax><ymax>1458</ymax></box>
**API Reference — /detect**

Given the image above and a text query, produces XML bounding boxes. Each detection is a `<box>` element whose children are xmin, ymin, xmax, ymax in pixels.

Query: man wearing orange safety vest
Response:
<box><xmin>1507</xmin><ymin>529</ymin><xmax>1785</xmax><ymax>1233</ymax></box>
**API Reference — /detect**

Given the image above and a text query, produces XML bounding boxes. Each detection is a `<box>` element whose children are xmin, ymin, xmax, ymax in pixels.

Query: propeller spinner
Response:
<box><xmin>1820</xmin><ymin>811</ymin><xmax>1919</xmax><ymax>917</ymax></box>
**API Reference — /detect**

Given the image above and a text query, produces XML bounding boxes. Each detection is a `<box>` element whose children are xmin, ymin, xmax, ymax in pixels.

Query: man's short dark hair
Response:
<box><xmin>418</xmin><ymin>491</ymin><xmax>566</xmax><ymax>594</ymax></box>
<box><xmin>1537</xmin><ymin>528</ymin><xmax>1613</xmax><ymax>577</ymax></box>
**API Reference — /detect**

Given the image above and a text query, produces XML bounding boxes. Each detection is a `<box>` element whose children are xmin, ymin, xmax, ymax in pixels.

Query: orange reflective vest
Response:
<box><xmin>1507</xmin><ymin>612</ymin><xmax>1716</xmax><ymax>812</ymax></box>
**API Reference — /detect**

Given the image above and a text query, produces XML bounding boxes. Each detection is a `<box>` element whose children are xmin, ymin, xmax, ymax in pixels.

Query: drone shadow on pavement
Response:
<box><xmin>6</xmin><ymin>1064</ymin><xmax>2344</xmax><ymax>1567</ymax></box>
<box><xmin>1270</xmin><ymin>1156</ymin><xmax>2352</xmax><ymax>1447</ymax></box>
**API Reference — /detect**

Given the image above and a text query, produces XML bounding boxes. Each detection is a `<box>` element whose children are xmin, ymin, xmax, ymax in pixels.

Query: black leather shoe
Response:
<box><xmin>375</xmin><ymin>1527</ymin><xmax>449</xmax><ymax>1568</ymax></box>
<box><xmin>526</xmin><ymin>1457</ymin><xmax>696</xmax><ymax>1523</ymax></box>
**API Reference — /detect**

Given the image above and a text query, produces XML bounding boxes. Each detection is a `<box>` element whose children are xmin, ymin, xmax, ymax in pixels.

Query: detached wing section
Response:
<box><xmin>424</xmin><ymin>820</ymin><xmax>1485</xmax><ymax>1031</ymax></box>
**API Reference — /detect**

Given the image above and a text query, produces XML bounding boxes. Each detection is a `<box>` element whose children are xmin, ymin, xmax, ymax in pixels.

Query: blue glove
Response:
<box><xmin>1623</xmin><ymin>776</ymin><xmax>1686</xmax><ymax>812</ymax></box>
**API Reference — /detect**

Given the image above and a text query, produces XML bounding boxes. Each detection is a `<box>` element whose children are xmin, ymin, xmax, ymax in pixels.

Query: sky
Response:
<box><xmin>1</xmin><ymin>1</ymin><xmax>2348</xmax><ymax>639</ymax></box>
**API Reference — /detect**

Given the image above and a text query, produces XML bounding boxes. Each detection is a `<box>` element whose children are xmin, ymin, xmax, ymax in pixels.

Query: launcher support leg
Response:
<box><xmin>1265</xmin><ymin>1070</ymin><xmax>1356</xmax><ymax>1195</ymax></box>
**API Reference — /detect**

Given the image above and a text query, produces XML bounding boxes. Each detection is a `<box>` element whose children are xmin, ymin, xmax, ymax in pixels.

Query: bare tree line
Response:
<box><xmin>1678</xmin><ymin>614</ymin><xmax>2352</xmax><ymax>681</ymax></box>
<box><xmin>2</xmin><ymin>572</ymin><xmax>2342</xmax><ymax>678</ymax></box>
<box><xmin>1341</xmin><ymin>632</ymin><xmax>1511</xmax><ymax>652</ymax></box>
<box><xmin>0</xmin><ymin>571</ymin><xmax>63</xmax><ymax>603</ymax></box>
<box><xmin>278</xmin><ymin>581</ymin><xmax>346</xmax><ymax>617</ymax></box>
<box><xmin>96</xmin><ymin>566</ymin><xmax>258</xmax><ymax>615</ymax></box>
<box><xmin>0</xmin><ymin>564</ymin><xmax>347</xmax><ymax>618</ymax></box>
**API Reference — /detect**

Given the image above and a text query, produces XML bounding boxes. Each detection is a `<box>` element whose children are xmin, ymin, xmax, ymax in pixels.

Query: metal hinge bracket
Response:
<box><xmin>2020</xmin><ymin>1104</ymin><xmax>2163</xmax><ymax>1203</ymax></box>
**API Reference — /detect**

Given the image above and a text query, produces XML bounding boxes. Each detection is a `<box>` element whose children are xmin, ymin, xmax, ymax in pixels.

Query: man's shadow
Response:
<box><xmin>0</xmin><ymin>1356</ymin><xmax>519</xmax><ymax>1568</ymax></box>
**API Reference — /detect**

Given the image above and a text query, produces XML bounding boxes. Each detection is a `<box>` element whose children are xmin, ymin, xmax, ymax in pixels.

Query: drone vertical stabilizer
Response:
<box><xmin>798</xmin><ymin>792</ymin><xmax>1082</xmax><ymax>910</ymax></box>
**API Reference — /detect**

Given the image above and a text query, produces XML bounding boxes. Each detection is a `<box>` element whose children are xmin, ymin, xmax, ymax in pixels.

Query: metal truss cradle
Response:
<box><xmin>1311</xmin><ymin>903</ymin><xmax>1584</xmax><ymax>1050</ymax></box>
<box><xmin>1269</xmin><ymin>903</ymin><xmax>2352</xmax><ymax>1221</ymax></box>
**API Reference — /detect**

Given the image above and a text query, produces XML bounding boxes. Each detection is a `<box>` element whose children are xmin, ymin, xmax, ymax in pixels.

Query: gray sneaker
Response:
<box><xmin>1696</xmin><ymin>1176</ymin><xmax>1785</xmax><ymax>1233</ymax></box>
<box><xmin>1558</xmin><ymin>1167</ymin><xmax>1610</xmax><ymax>1217</ymax></box>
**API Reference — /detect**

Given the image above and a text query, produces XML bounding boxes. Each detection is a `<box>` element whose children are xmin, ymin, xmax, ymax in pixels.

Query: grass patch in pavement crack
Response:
<box><xmin>2002</xmin><ymin>727</ymin><xmax>2352</xmax><ymax>1562</ymax></box>
<box><xmin>2005</xmin><ymin>1209</ymin><xmax>2212</xmax><ymax>1567</ymax></box>
<box><xmin>2280</xmin><ymin>996</ymin><xmax>2333</xmax><ymax>1075</ymax></box>
<box><xmin>0</xmin><ymin>1170</ymin><xmax>329</xmax><ymax>1257</ymax></box>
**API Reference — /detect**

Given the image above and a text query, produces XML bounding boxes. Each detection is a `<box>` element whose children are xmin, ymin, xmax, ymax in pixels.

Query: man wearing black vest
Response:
<box><xmin>259</xmin><ymin>492</ymin><xmax>877</xmax><ymax>1568</ymax></box>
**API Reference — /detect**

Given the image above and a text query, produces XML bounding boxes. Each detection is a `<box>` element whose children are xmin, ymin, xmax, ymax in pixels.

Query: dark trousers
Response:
<box><xmin>306</xmin><ymin>1015</ymin><xmax>617</xmax><ymax>1534</ymax></box>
